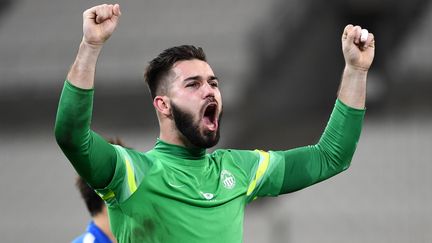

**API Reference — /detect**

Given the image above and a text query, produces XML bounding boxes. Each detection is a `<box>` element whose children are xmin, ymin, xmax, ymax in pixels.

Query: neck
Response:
<box><xmin>93</xmin><ymin>208</ymin><xmax>116</xmax><ymax>242</ymax></box>
<box><xmin>159</xmin><ymin>124</ymin><xmax>197</xmax><ymax>149</ymax></box>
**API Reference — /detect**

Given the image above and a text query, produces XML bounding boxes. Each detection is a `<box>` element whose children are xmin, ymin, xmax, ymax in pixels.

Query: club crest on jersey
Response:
<box><xmin>221</xmin><ymin>169</ymin><xmax>236</xmax><ymax>189</ymax></box>
<box><xmin>201</xmin><ymin>192</ymin><xmax>214</xmax><ymax>200</ymax></box>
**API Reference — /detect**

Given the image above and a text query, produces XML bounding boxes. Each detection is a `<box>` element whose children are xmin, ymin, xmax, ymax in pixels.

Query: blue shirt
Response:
<box><xmin>72</xmin><ymin>221</ymin><xmax>112</xmax><ymax>243</ymax></box>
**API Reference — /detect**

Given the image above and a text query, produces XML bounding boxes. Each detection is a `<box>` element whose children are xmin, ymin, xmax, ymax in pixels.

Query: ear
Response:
<box><xmin>153</xmin><ymin>95</ymin><xmax>171</xmax><ymax>117</ymax></box>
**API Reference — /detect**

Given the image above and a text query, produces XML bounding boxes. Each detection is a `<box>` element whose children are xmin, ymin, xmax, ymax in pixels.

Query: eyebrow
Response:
<box><xmin>183</xmin><ymin>75</ymin><xmax>219</xmax><ymax>82</ymax></box>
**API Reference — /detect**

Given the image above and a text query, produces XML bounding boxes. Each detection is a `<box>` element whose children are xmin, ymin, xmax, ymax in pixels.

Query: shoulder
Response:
<box><xmin>112</xmin><ymin>145</ymin><xmax>154</xmax><ymax>166</ymax></box>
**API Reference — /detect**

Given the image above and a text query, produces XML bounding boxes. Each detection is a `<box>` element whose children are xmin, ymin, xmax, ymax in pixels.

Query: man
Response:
<box><xmin>55</xmin><ymin>3</ymin><xmax>375</xmax><ymax>243</ymax></box>
<box><xmin>73</xmin><ymin>176</ymin><xmax>116</xmax><ymax>243</ymax></box>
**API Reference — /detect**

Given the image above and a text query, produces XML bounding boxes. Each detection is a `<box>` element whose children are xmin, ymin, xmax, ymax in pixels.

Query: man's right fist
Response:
<box><xmin>82</xmin><ymin>4</ymin><xmax>121</xmax><ymax>47</ymax></box>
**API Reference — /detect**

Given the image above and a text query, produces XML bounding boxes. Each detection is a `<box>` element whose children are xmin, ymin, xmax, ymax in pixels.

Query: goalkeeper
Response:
<box><xmin>55</xmin><ymin>3</ymin><xmax>375</xmax><ymax>243</ymax></box>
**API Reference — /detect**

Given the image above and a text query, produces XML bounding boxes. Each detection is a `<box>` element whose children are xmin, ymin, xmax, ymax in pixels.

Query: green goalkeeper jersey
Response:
<box><xmin>55</xmin><ymin>81</ymin><xmax>365</xmax><ymax>243</ymax></box>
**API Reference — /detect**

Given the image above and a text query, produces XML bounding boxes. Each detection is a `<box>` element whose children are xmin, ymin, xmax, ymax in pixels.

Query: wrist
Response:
<box><xmin>344</xmin><ymin>64</ymin><xmax>369</xmax><ymax>73</ymax></box>
<box><xmin>66</xmin><ymin>39</ymin><xmax>102</xmax><ymax>89</ymax></box>
<box><xmin>80</xmin><ymin>39</ymin><xmax>104</xmax><ymax>54</ymax></box>
<box><xmin>338</xmin><ymin>65</ymin><xmax>368</xmax><ymax>109</ymax></box>
<box><xmin>342</xmin><ymin>65</ymin><xmax>368</xmax><ymax>85</ymax></box>
<box><xmin>72</xmin><ymin>40</ymin><xmax>103</xmax><ymax>70</ymax></box>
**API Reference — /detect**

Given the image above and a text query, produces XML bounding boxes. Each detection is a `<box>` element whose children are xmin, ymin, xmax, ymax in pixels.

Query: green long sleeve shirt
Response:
<box><xmin>55</xmin><ymin>80</ymin><xmax>365</xmax><ymax>243</ymax></box>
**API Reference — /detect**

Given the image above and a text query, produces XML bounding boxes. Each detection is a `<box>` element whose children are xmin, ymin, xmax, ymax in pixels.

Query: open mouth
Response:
<box><xmin>202</xmin><ymin>103</ymin><xmax>218</xmax><ymax>131</ymax></box>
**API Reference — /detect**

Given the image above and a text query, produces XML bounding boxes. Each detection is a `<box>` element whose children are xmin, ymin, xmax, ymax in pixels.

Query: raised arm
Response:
<box><xmin>237</xmin><ymin>25</ymin><xmax>376</xmax><ymax>200</ymax></box>
<box><xmin>277</xmin><ymin>25</ymin><xmax>375</xmax><ymax>194</ymax></box>
<box><xmin>55</xmin><ymin>4</ymin><xmax>122</xmax><ymax>188</ymax></box>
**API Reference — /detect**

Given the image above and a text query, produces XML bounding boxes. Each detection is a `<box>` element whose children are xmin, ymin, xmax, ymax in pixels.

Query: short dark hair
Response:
<box><xmin>75</xmin><ymin>176</ymin><xmax>104</xmax><ymax>217</ymax></box>
<box><xmin>75</xmin><ymin>138</ymin><xmax>127</xmax><ymax>217</ymax></box>
<box><xmin>144</xmin><ymin>45</ymin><xmax>207</xmax><ymax>99</ymax></box>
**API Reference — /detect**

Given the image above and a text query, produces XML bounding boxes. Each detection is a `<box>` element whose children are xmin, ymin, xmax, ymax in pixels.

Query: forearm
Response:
<box><xmin>67</xmin><ymin>40</ymin><xmax>103</xmax><ymax>89</ymax></box>
<box><xmin>54</xmin><ymin>81</ymin><xmax>116</xmax><ymax>188</ymax></box>
<box><xmin>279</xmin><ymin>100</ymin><xmax>365</xmax><ymax>194</ymax></box>
<box><xmin>337</xmin><ymin>65</ymin><xmax>368</xmax><ymax>109</ymax></box>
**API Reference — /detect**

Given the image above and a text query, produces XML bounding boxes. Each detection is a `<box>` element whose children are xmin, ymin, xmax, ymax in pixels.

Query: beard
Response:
<box><xmin>171</xmin><ymin>102</ymin><xmax>222</xmax><ymax>148</ymax></box>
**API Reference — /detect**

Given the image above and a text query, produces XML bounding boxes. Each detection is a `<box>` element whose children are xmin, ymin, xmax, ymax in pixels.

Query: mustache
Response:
<box><xmin>202</xmin><ymin>96</ymin><xmax>218</xmax><ymax>111</ymax></box>
<box><xmin>204</xmin><ymin>96</ymin><xmax>217</xmax><ymax>104</ymax></box>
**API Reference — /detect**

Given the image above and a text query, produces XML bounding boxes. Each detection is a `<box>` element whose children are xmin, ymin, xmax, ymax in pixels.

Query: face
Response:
<box><xmin>167</xmin><ymin>59</ymin><xmax>223</xmax><ymax>148</ymax></box>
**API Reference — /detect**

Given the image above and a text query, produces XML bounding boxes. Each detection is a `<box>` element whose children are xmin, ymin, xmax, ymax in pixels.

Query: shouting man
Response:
<box><xmin>55</xmin><ymin>3</ymin><xmax>375</xmax><ymax>243</ymax></box>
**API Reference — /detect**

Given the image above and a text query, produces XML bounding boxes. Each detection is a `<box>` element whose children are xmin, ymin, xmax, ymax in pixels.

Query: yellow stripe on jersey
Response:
<box><xmin>114</xmin><ymin>145</ymin><xmax>138</xmax><ymax>195</ymax></box>
<box><xmin>124</xmin><ymin>156</ymin><xmax>137</xmax><ymax>194</ymax></box>
<box><xmin>247</xmin><ymin>150</ymin><xmax>270</xmax><ymax>196</ymax></box>
<box><xmin>98</xmin><ymin>190</ymin><xmax>115</xmax><ymax>201</ymax></box>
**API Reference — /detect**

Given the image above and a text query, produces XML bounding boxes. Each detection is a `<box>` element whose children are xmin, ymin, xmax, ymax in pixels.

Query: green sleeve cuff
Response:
<box><xmin>335</xmin><ymin>98</ymin><xmax>366</xmax><ymax>115</ymax></box>
<box><xmin>64</xmin><ymin>79</ymin><xmax>94</xmax><ymax>93</ymax></box>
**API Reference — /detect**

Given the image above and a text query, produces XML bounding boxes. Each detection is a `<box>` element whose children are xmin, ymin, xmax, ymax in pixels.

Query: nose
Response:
<box><xmin>202</xmin><ymin>82</ymin><xmax>215</xmax><ymax>99</ymax></box>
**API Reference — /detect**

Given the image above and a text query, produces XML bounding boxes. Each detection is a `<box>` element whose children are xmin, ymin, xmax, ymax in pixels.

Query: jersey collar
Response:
<box><xmin>154</xmin><ymin>138</ymin><xmax>207</xmax><ymax>161</ymax></box>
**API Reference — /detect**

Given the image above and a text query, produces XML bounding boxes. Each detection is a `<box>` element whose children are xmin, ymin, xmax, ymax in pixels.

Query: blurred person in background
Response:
<box><xmin>73</xmin><ymin>176</ymin><xmax>115</xmax><ymax>243</ymax></box>
<box><xmin>72</xmin><ymin>138</ymin><xmax>125</xmax><ymax>243</ymax></box>
<box><xmin>55</xmin><ymin>3</ymin><xmax>375</xmax><ymax>242</ymax></box>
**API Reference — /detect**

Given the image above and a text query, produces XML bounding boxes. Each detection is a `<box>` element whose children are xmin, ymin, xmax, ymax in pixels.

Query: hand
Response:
<box><xmin>82</xmin><ymin>4</ymin><xmax>121</xmax><ymax>47</ymax></box>
<box><xmin>342</xmin><ymin>24</ymin><xmax>375</xmax><ymax>71</ymax></box>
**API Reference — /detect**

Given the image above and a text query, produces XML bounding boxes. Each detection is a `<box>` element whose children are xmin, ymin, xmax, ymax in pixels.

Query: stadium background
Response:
<box><xmin>0</xmin><ymin>0</ymin><xmax>431</xmax><ymax>242</ymax></box>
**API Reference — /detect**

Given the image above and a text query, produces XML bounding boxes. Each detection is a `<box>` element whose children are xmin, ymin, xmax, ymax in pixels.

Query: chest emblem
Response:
<box><xmin>201</xmin><ymin>192</ymin><xmax>215</xmax><ymax>200</ymax></box>
<box><xmin>221</xmin><ymin>169</ymin><xmax>236</xmax><ymax>189</ymax></box>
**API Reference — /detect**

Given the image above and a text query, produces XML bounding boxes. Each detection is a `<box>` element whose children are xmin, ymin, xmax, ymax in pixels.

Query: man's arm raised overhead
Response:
<box><xmin>55</xmin><ymin>4</ymin><xmax>122</xmax><ymax>189</ymax></box>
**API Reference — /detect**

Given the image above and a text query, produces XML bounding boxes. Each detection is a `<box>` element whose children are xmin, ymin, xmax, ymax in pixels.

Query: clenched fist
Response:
<box><xmin>342</xmin><ymin>24</ymin><xmax>375</xmax><ymax>71</ymax></box>
<box><xmin>82</xmin><ymin>4</ymin><xmax>121</xmax><ymax>47</ymax></box>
